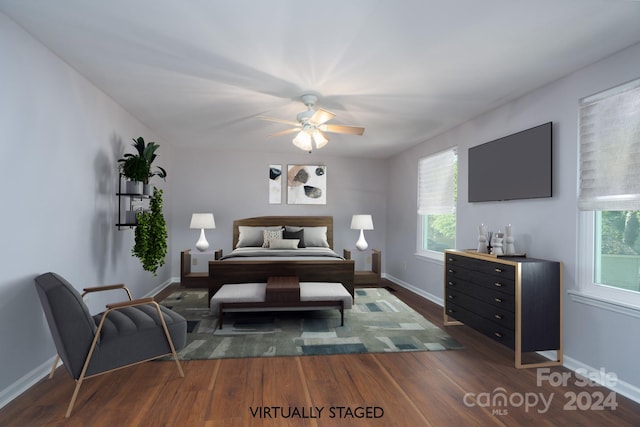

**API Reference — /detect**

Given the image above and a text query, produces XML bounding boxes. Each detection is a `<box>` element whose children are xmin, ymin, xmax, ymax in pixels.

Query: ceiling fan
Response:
<box><xmin>257</xmin><ymin>94</ymin><xmax>365</xmax><ymax>152</ymax></box>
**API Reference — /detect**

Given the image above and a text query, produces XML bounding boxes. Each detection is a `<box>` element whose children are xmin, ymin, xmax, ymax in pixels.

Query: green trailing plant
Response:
<box><xmin>133</xmin><ymin>188</ymin><xmax>167</xmax><ymax>275</ymax></box>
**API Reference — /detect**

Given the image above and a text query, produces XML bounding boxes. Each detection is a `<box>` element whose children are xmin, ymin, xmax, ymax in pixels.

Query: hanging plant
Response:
<box><xmin>133</xmin><ymin>188</ymin><xmax>167</xmax><ymax>275</ymax></box>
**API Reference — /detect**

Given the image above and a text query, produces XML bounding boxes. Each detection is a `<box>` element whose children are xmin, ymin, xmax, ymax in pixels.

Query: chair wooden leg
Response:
<box><xmin>153</xmin><ymin>302</ymin><xmax>184</xmax><ymax>378</ymax></box>
<box><xmin>49</xmin><ymin>355</ymin><xmax>60</xmax><ymax>379</ymax></box>
<box><xmin>173</xmin><ymin>353</ymin><xmax>185</xmax><ymax>378</ymax></box>
<box><xmin>64</xmin><ymin>313</ymin><xmax>106</xmax><ymax>418</ymax></box>
<box><xmin>65</xmin><ymin>376</ymin><xmax>85</xmax><ymax>418</ymax></box>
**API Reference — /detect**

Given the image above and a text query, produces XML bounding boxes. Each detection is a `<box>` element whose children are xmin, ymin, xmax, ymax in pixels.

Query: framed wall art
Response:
<box><xmin>287</xmin><ymin>164</ymin><xmax>327</xmax><ymax>205</ymax></box>
<box><xmin>269</xmin><ymin>164</ymin><xmax>282</xmax><ymax>204</ymax></box>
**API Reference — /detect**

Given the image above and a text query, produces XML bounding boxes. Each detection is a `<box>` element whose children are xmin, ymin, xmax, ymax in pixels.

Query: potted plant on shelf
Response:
<box><xmin>118</xmin><ymin>137</ymin><xmax>168</xmax><ymax>195</ymax></box>
<box><xmin>137</xmin><ymin>136</ymin><xmax>168</xmax><ymax>195</ymax></box>
<box><xmin>133</xmin><ymin>187</ymin><xmax>167</xmax><ymax>275</ymax></box>
<box><xmin>118</xmin><ymin>140</ymin><xmax>149</xmax><ymax>195</ymax></box>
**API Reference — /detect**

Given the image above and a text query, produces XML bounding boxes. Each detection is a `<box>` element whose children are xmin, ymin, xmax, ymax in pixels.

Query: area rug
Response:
<box><xmin>161</xmin><ymin>287</ymin><xmax>462</xmax><ymax>360</ymax></box>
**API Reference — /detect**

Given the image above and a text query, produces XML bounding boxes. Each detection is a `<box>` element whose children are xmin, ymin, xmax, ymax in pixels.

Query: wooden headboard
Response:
<box><xmin>232</xmin><ymin>216</ymin><xmax>334</xmax><ymax>249</ymax></box>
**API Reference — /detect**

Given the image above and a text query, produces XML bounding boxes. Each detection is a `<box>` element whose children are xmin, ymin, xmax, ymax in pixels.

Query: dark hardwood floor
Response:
<box><xmin>2</xmin><ymin>280</ymin><xmax>639</xmax><ymax>426</ymax></box>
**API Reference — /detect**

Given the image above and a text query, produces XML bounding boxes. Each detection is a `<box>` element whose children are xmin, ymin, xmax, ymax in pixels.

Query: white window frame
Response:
<box><xmin>574</xmin><ymin>77</ymin><xmax>640</xmax><ymax>314</ymax></box>
<box><xmin>575</xmin><ymin>211</ymin><xmax>640</xmax><ymax>314</ymax></box>
<box><xmin>416</xmin><ymin>148</ymin><xmax>457</xmax><ymax>261</ymax></box>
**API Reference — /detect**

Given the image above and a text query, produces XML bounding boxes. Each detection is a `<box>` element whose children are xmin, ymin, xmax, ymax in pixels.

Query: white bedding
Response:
<box><xmin>219</xmin><ymin>247</ymin><xmax>344</xmax><ymax>261</ymax></box>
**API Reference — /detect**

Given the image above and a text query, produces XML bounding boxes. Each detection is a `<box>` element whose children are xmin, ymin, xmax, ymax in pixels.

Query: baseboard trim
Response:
<box><xmin>0</xmin><ymin>354</ymin><xmax>58</xmax><ymax>410</ymax></box>
<box><xmin>383</xmin><ymin>273</ymin><xmax>443</xmax><ymax>307</ymax></box>
<box><xmin>562</xmin><ymin>355</ymin><xmax>640</xmax><ymax>404</ymax></box>
<box><xmin>146</xmin><ymin>277</ymin><xmax>176</xmax><ymax>297</ymax></box>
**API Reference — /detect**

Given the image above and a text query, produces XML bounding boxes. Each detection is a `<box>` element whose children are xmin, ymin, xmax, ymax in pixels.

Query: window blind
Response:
<box><xmin>579</xmin><ymin>77</ymin><xmax>640</xmax><ymax>211</ymax></box>
<box><xmin>418</xmin><ymin>148</ymin><xmax>457</xmax><ymax>215</ymax></box>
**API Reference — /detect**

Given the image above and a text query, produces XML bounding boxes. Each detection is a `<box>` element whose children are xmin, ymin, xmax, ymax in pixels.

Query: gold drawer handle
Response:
<box><xmin>448</xmin><ymin>269</ymin><xmax>455</xmax><ymax>273</ymax></box>
<box><xmin>448</xmin><ymin>295</ymin><xmax>455</xmax><ymax>299</ymax></box>
<box><xmin>495</xmin><ymin>268</ymin><xmax>503</xmax><ymax>273</ymax></box>
<box><xmin>494</xmin><ymin>282</ymin><xmax>503</xmax><ymax>287</ymax></box>
<box><xmin>447</xmin><ymin>309</ymin><xmax>455</xmax><ymax>314</ymax></box>
<box><xmin>494</xmin><ymin>332</ymin><xmax>503</xmax><ymax>338</ymax></box>
<box><xmin>494</xmin><ymin>297</ymin><xmax>503</xmax><ymax>303</ymax></box>
<box><xmin>494</xmin><ymin>314</ymin><xmax>503</xmax><ymax>320</ymax></box>
<box><xmin>448</xmin><ymin>281</ymin><xmax>455</xmax><ymax>286</ymax></box>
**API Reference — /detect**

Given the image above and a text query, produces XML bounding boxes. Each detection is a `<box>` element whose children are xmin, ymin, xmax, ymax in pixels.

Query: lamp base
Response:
<box><xmin>355</xmin><ymin>229</ymin><xmax>368</xmax><ymax>251</ymax></box>
<box><xmin>195</xmin><ymin>229</ymin><xmax>210</xmax><ymax>252</ymax></box>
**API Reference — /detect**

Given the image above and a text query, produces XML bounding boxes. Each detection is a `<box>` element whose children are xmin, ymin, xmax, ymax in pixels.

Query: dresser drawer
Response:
<box><xmin>445</xmin><ymin>278</ymin><xmax>515</xmax><ymax>310</ymax></box>
<box><xmin>445</xmin><ymin>289</ymin><xmax>515</xmax><ymax>328</ymax></box>
<box><xmin>446</xmin><ymin>253</ymin><xmax>515</xmax><ymax>280</ymax></box>
<box><xmin>445</xmin><ymin>301</ymin><xmax>515</xmax><ymax>349</ymax></box>
<box><xmin>446</xmin><ymin>267</ymin><xmax>515</xmax><ymax>296</ymax></box>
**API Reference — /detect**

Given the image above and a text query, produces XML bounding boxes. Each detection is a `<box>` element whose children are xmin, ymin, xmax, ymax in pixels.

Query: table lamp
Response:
<box><xmin>190</xmin><ymin>213</ymin><xmax>216</xmax><ymax>251</ymax></box>
<box><xmin>351</xmin><ymin>214</ymin><xmax>374</xmax><ymax>251</ymax></box>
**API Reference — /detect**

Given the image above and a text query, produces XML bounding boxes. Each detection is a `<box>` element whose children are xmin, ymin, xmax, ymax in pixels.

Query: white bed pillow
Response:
<box><xmin>237</xmin><ymin>226</ymin><xmax>282</xmax><ymax>248</ymax></box>
<box><xmin>268</xmin><ymin>238</ymin><xmax>300</xmax><ymax>249</ymax></box>
<box><xmin>262</xmin><ymin>229</ymin><xmax>284</xmax><ymax>248</ymax></box>
<box><xmin>300</xmin><ymin>226</ymin><xmax>329</xmax><ymax>247</ymax></box>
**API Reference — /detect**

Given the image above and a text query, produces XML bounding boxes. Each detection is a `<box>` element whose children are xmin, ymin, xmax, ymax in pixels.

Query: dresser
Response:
<box><xmin>443</xmin><ymin>250</ymin><xmax>562</xmax><ymax>368</ymax></box>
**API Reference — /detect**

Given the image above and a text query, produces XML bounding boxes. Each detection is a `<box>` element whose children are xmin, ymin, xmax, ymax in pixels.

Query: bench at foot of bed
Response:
<box><xmin>210</xmin><ymin>281</ymin><xmax>352</xmax><ymax>329</ymax></box>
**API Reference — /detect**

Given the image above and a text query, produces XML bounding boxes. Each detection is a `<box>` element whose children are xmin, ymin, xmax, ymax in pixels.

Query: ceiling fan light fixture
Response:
<box><xmin>312</xmin><ymin>130</ymin><xmax>328</xmax><ymax>149</ymax></box>
<box><xmin>292</xmin><ymin>130</ymin><xmax>313</xmax><ymax>151</ymax></box>
<box><xmin>261</xmin><ymin>93</ymin><xmax>364</xmax><ymax>151</ymax></box>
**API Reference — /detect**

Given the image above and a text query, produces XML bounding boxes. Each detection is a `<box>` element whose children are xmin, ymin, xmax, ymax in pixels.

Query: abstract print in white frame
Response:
<box><xmin>287</xmin><ymin>164</ymin><xmax>327</xmax><ymax>205</ymax></box>
<box><xmin>269</xmin><ymin>164</ymin><xmax>282</xmax><ymax>204</ymax></box>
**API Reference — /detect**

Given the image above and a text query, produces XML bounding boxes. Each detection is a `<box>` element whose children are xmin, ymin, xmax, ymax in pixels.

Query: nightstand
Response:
<box><xmin>343</xmin><ymin>248</ymin><xmax>381</xmax><ymax>286</ymax></box>
<box><xmin>180</xmin><ymin>249</ymin><xmax>222</xmax><ymax>288</ymax></box>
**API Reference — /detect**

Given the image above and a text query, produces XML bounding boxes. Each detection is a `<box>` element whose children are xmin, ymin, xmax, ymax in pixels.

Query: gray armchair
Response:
<box><xmin>34</xmin><ymin>272</ymin><xmax>187</xmax><ymax>418</ymax></box>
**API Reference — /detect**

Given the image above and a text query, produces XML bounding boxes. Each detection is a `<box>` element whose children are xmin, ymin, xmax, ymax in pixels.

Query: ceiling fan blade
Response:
<box><xmin>309</xmin><ymin>108</ymin><xmax>336</xmax><ymax>126</ymax></box>
<box><xmin>269</xmin><ymin>128</ymin><xmax>300</xmax><ymax>137</ymax></box>
<box><xmin>320</xmin><ymin>124</ymin><xmax>365</xmax><ymax>135</ymax></box>
<box><xmin>256</xmin><ymin>116</ymin><xmax>300</xmax><ymax>127</ymax></box>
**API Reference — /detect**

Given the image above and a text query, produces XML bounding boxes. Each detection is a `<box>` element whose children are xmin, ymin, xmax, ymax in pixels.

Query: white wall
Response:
<box><xmin>167</xmin><ymin>147</ymin><xmax>388</xmax><ymax>273</ymax></box>
<box><xmin>387</xmin><ymin>42</ymin><xmax>640</xmax><ymax>398</ymax></box>
<box><xmin>0</xmin><ymin>13</ymin><xmax>172</xmax><ymax>406</ymax></box>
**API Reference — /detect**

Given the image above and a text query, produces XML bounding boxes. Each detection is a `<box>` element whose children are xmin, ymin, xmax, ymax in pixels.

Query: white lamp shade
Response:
<box><xmin>351</xmin><ymin>214</ymin><xmax>373</xmax><ymax>251</ymax></box>
<box><xmin>190</xmin><ymin>213</ymin><xmax>215</xmax><ymax>252</ymax></box>
<box><xmin>350</xmin><ymin>214</ymin><xmax>374</xmax><ymax>230</ymax></box>
<box><xmin>190</xmin><ymin>213</ymin><xmax>216</xmax><ymax>229</ymax></box>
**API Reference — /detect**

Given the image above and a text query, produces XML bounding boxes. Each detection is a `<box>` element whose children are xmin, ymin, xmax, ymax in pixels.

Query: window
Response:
<box><xmin>595</xmin><ymin>211</ymin><xmax>640</xmax><ymax>292</ymax></box>
<box><xmin>578</xmin><ymin>77</ymin><xmax>640</xmax><ymax>308</ymax></box>
<box><xmin>417</xmin><ymin>148</ymin><xmax>457</xmax><ymax>259</ymax></box>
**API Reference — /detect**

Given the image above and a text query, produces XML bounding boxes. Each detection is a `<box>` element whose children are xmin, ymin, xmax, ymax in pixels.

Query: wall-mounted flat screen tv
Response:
<box><xmin>468</xmin><ymin>122</ymin><xmax>552</xmax><ymax>202</ymax></box>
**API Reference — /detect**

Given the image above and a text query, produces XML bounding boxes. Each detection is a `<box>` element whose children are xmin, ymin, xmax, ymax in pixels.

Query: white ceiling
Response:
<box><xmin>2</xmin><ymin>0</ymin><xmax>640</xmax><ymax>158</ymax></box>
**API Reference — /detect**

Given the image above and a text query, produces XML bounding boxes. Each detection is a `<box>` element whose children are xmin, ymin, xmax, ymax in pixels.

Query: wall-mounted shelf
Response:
<box><xmin>116</xmin><ymin>175</ymin><xmax>149</xmax><ymax>230</ymax></box>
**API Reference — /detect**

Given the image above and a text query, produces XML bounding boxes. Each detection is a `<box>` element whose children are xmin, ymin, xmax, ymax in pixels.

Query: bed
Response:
<box><xmin>206</xmin><ymin>216</ymin><xmax>355</xmax><ymax>302</ymax></box>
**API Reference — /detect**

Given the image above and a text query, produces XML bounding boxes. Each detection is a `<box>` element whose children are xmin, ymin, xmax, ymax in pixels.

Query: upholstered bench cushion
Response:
<box><xmin>209</xmin><ymin>283</ymin><xmax>267</xmax><ymax>314</ymax></box>
<box><xmin>300</xmin><ymin>282</ymin><xmax>353</xmax><ymax>309</ymax></box>
<box><xmin>209</xmin><ymin>282</ymin><xmax>352</xmax><ymax>314</ymax></box>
